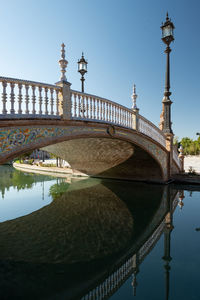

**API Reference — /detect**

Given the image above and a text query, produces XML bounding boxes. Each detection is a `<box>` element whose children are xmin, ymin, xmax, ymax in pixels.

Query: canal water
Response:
<box><xmin>0</xmin><ymin>165</ymin><xmax>199</xmax><ymax>300</ymax></box>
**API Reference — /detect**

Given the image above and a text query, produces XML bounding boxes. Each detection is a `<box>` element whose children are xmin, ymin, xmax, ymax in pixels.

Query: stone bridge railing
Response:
<box><xmin>0</xmin><ymin>76</ymin><xmax>61</xmax><ymax>119</ymax></box>
<box><xmin>0</xmin><ymin>74</ymin><xmax>181</xmax><ymax>169</ymax></box>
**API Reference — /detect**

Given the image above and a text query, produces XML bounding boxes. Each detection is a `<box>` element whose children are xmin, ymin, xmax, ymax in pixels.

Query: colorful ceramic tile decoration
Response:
<box><xmin>0</xmin><ymin>126</ymin><xmax>106</xmax><ymax>155</ymax></box>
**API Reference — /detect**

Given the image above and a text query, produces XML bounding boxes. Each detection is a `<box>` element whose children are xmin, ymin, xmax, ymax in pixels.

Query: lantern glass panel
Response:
<box><xmin>79</xmin><ymin>62</ymin><xmax>87</xmax><ymax>71</ymax></box>
<box><xmin>162</xmin><ymin>25</ymin><xmax>173</xmax><ymax>38</ymax></box>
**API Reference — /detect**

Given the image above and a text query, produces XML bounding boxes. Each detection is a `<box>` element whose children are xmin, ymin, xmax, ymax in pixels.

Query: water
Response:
<box><xmin>0</xmin><ymin>166</ymin><xmax>199</xmax><ymax>300</ymax></box>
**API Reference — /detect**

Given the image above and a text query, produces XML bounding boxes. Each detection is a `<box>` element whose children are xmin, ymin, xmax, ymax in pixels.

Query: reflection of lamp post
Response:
<box><xmin>78</xmin><ymin>53</ymin><xmax>88</xmax><ymax>93</ymax></box>
<box><xmin>162</xmin><ymin>190</ymin><xmax>174</xmax><ymax>300</ymax></box>
<box><xmin>131</xmin><ymin>253</ymin><xmax>139</xmax><ymax>296</ymax></box>
<box><xmin>160</xmin><ymin>13</ymin><xmax>175</xmax><ymax>134</ymax></box>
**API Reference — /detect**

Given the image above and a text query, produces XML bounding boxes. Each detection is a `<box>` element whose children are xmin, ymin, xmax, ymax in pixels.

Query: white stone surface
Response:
<box><xmin>184</xmin><ymin>155</ymin><xmax>200</xmax><ymax>173</ymax></box>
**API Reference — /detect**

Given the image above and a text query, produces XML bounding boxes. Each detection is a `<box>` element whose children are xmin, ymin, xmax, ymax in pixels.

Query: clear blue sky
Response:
<box><xmin>0</xmin><ymin>0</ymin><xmax>199</xmax><ymax>140</ymax></box>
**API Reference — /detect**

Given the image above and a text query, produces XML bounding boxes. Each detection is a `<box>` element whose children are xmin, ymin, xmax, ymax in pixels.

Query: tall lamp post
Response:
<box><xmin>78</xmin><ymin>53</ymin><xmax>88</xmax><ymax>93</ymax></box>
<box><xmin>161</xmin><ymin>13</ymin><xmax>175</xmax><ymax>134</ymax></box>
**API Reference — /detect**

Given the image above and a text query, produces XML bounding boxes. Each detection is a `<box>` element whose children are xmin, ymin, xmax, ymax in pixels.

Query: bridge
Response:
<box><xmin>0</xmin><ymin>44</ymin><xmax>184</xmax><ymax>183</ymax></box>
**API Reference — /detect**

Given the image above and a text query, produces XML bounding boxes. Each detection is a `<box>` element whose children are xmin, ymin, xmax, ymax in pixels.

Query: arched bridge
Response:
<box><xmin>0</xmin><ymin>45</ymin><xmax>183</xmax><ymax>183</ymax></box>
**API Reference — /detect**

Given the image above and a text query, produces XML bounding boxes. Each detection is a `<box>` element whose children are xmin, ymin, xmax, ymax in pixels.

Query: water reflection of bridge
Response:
<box><xmin>80</xmin><ymin>188</ymin><xmax>178</xmax><ymax>300</ymax></box>
<box><xmin>0</xmin><ymin>170</ymin><xmax>181</xmax><ymax>299</ymax></box>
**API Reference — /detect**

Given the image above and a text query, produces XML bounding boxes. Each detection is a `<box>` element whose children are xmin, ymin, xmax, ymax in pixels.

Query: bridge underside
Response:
<box><xmin>43</xmin><ymin>137</ymin><xmax>163</xmax><ymax>182</ymax></box>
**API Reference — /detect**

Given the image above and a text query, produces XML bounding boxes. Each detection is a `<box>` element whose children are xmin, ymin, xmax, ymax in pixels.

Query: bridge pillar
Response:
<box><xmin>178</xmin><ymin>145</ymin><xmax>185</xmax><ymax>173</ymax></box>
<box><xmin>56</xmin><ymin>80</ymin><xmax>72</xmax><ymax>120</ymax></box>
<box><xmin>165</xmin><ymin>133</ymin><xmax>174</xmax><ymax>178</ymax></box>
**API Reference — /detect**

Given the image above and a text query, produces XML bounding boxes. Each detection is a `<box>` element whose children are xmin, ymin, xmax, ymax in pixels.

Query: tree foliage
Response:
<box><xmin>179</xmin><ymin>136</ymin><xmax>200</xmax><ymax>155</ymax></box>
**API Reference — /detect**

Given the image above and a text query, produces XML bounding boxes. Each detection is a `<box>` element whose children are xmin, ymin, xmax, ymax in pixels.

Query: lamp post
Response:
<box><xmin>78</xmin><ymin>53</ymin><xmax>88</xmax><ymax>93</ymax></box>
<box><xmin>161</xmin><ymin>13</ymin><xmax>175</xmax><ymax>134</ymax></box>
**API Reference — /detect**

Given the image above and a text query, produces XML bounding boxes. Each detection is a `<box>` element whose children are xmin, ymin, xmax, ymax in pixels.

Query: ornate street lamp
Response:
<box><xmin>78</xmin><ymin>53</ymin><xmax>88</xmax><ymax>93</ymax></box>
<box><xmin>161</xmin><ymin>13</ymin><xmax>175</xmax><ymax>134</ymax></box>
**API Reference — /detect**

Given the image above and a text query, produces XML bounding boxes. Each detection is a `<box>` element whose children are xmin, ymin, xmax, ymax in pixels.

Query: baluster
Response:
<box><xmin>18</xmin><ymin>83</ymin><xmax>22</xmax><ymax>115</ymax></box>
<box><xmin>56</xmin><ymin>89</ymin><xmax>59</xmax><ymax>116</ymax></box>
<box><xmin>89</xmin><ymin>97</ymin><xmax>92</xmax><ymax>119</ymax></box>
<box><xmin>73</xmin><ymin>93</ymin><xmax>77</xmax><ymax>117</ymax></box>
<box><xmin>113</xmin><ymin>105</ymin><xmax>116</xmax><ymax>124</ymax></box>
<box><xmin>2</xmin><ymin>82</ymin><xmax>7</xmax><ymax>115</ymax></box>
<box><xmin>107</xmin><ymin>102</ymin><xmax>110</xmax><ymax>122</ymax></box>
<box><xmin>25</xmin><ymin>84</ymin><xmax>29</xmax><ymax>114</ymax></box>
<box><xmin>119</xmin><ymin>107</ymin><xmax>122</xmax><ymax>125</ymax></box>
<box><xmin>81</xmin><ymin>95</ymin><xmax>85</xmax><ymax>118</ymax></box>
<box><xmin>10</xmin><ymin>82</ymin><xmax>15</xmax><ymax>114</ymax></box>
<box><xmin>111</xmin><ymin>104</ymin><xmax>114</xmax><ymax>123</ymax></box>
<box><xmin>109</xmin><ymin>103</ymin><xmax>112</xmax><ymax>122</ymax></box>
<box><xmin>86</xmin><ymin>96</ymin><xmax>89</xmax><ymax>118</ymax></box>
<box><xmin>38</xmin><ymin>86</ymin><xmax>43</xmax><ymax>115</ymax></box>
<box><xmin>99</xmin><ymin>284</ymin><xmax>102</xmax><ymax>299</ymax></box>
<box><xmin>118</xmin><ymin>107</ymin><xmax>121</xmax><ymax>124</ymax></box>
<box><xmin>105</xmin><ymin>102</ymin><xmax>108</xmax><ymax>122</ymax></box>
<box><xmin>104</xmin><ymin>279</ymin><xmax>107</xmax><ymax>296</ymax></box>
<box><xmin>102</xmin><ymin>101</ymin><xmax>105</xmax><ymax>121</ymax></box>
<box><xmin>49</xmin><ymin>88</ymin><xmax>54</xmax><ymax>115</ymax></box>
<box><xmin>124</xmin><ymin>110</ymin><xmax>126</xmax><ymax>126</ymax></box>
<box><xmin>45</xmin><ymin>87</ymin><xmax>48</xmax><ymax>115</ymax></box>
<box><xmin>32</xmin><ymin>85</ymin><xmax>36</xmax><ymax>115</ymax></box>
<box><xmin>124</xmin><ymin>111</ymin><xmax>127</xmax><ymax>126</ymax></box>
<box><xmin>127</xmin><ymin>112</ymin><xmax>130</xmax><ymax>127</ymax></box>
<box><xmin>116</xmin><ymin>106</ymin><xmax>118</xmax><ymax>124</ymax></box>
<box><xmin>96</xmin><ymin>98</ymin><xmax>99</xmax><ymax>119</ymax></box>
<box><xmin>121</xmin><ymin>109</ymin><xmax>124</xmax><ymax>125</ymax></box>
<box><xmin>78</xmin><ymin>94</ymin><xmax>81</xmax><ymax>118</ymax></box>
<box><xmin>99</xmin><ymin>99</ymin><xmax>102</xmax><ymax>120</ymax></box>
<box><xmin>93</xmin><ymin>97</ymin><xmax>96</xmax><ymax>119</ymax></box>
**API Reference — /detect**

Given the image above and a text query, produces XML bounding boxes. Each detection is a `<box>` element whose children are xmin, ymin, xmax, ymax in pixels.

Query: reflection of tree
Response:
<box><xmin>49</xmin><ymin>182</ymin><xmax>70</xmax><ymax>200</ymax></box>
<box><xmin>0</xmin><ymin>166</ymin><xmax>54</xmax><ymax>198</ymax></box>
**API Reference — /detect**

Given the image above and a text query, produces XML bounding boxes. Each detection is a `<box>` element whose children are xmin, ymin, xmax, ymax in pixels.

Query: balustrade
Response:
<box><xmin>0</xmin><ymin>77</ymin><xmax>61</xmax><ymax>119</ymax></box>
<box><xmin>138</xmin><ymin>116</ymin><xmax>166</xmax><ymax>148</ymax></box>
<box><xmin>71</xmin><ymin>90</ymin><xmax>134</xmax><ymax>129</ymax></box>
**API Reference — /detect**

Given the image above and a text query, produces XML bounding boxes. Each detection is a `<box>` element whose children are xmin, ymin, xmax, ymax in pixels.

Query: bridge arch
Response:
<box><xmin>0</xmin><ymin>120</ymin><xmax>168</xmax><ymax>183</ymax></box>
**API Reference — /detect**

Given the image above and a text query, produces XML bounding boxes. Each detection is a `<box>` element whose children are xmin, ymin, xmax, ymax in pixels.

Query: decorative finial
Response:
<box><xmin>132</xmin><ymin>84</ymin><xmax>138</xmax><ymax>111</ymax></box>
<box><xmin>179</xmin><ymin>144</ymin><xmax>184</xmax><ymax>155</ymax></box>
<box><xmin>166</xmin><ymin>12</ymin><xmax>169</xmax><ymax>20</ymax></box>
<box><xmin>59</xmin><ymin>43</ymin><xmax>68</xmax><ymax>81</ymax></box>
